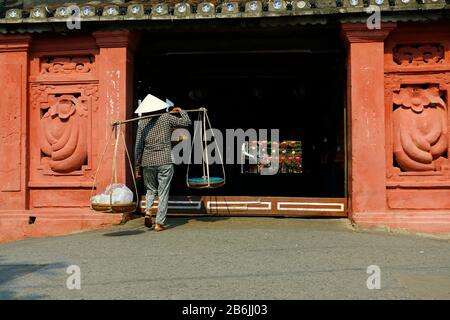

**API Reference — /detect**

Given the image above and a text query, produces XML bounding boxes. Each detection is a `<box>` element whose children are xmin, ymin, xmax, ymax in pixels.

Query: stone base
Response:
<box><xmin>351</xmin><ymin>211</ymin><xmax>450</xmax><ymax>235</ymax></box>
<box><xmin>0</xmin><ymin>209</ymin><xmax>123</xmax><ymax>243</ymax></box>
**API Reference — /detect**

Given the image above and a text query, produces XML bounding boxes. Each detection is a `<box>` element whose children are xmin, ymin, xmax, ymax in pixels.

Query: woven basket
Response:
<box><xmin>91</xmin><ymin>202</ymin><xmax>138</xmax><ymax>214</ymax></box>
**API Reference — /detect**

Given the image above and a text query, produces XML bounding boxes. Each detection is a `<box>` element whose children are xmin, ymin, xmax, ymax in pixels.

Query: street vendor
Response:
<box><xmin>134</xmin><ymin>94</ymin><xmax>192</xmax><ymax>231</ymax></box>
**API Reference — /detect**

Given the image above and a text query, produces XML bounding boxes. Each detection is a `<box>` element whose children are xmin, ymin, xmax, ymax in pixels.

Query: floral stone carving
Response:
<box><xmin>39</xmin><ymin>94</ymin><xmax>88</xmax><ymax>173</ymax></box>
<box><xmin>41</xmin><ymin>56</ymin><xmax>94</xmax><ymax>74</ymax></box>
<box><xmin>393</xmin><ymin>44</ymin><xmax>444</xmax><ymax>66</ymax></box>
<box><xmin>393</xmin><ymin>85</ymin><xmax>448</xmax><ymax>172</ymax></box>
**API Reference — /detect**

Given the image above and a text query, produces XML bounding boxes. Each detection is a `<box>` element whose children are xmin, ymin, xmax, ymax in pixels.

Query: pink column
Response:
<box><xmin>93</xmin><ymin>31</ymin><xmax>140</xmax><ymax>192</ymax></box>
<box><xmin>341</xmin><ymin>24</ymin><xmax>396</xmax><ymax>221</ymax></box>
<box><xmin>0</xmin><ymin>35</ymin><xmax>31</xmax><ymax>210</ymax></box>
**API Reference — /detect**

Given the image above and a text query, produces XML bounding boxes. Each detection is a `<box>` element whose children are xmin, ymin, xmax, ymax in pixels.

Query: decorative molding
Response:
<box><xmin>393</xmin><ymin>44</ymin><xmax>445</xmax><ymax>66</ymax></box>
<box><xmin>93</xmin><ymin>31</ymin><xmax>141</xmax><ymax>52</ymax></box>
<box><xmin>207</xmin><ymin>201</ymin><xmax>272</xmax><ymax>211</ymax></box>
<box><xmin>341</xmin><ymin>23</ymin><xmax>396</xmax><ymax>45</ymax></box>
<box><xmin>142</xmin><ymin>200</ymin><xmax>203</xmax><ymax>210</ymax></box>
<box><xmin>139</xmin><ymin>196</ymin><xmax>347</xmax><ymax>216</ymax></box>
<box><xmin>0</xmin><ymin>35</ymin><xmax>31</xmax><ymax>52</ymax></box>
<box><xmin>41</xmin><ymin>56</ymin><xmax>95</xmax><ymax>75</ymax></box>
<box><xmin>277</xmin><ymin>202</ymin><xmax>345</xmax><ymax>212</ymax></box>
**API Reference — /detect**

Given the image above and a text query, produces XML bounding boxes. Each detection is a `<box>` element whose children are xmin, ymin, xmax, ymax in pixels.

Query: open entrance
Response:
<box><xmin>135</xmin><ymin>23</ymin><xmax>347</xmax><ymax>217</ymax></box>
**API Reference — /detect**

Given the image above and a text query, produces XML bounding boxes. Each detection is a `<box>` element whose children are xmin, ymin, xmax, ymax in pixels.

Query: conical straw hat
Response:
<box><xmin>134</xmin><ymin>94</ymin><xmax>168</xmax><ymax>114</ymax></box>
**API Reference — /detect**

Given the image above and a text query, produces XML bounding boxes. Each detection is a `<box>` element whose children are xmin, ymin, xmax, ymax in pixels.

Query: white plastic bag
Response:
<box><xmin>111</xmin><ymin>185</ymin><xmax>133</xmax><ymax>204</ymax></box>
<box><xmin>91</xmin><ymin>183</ymin><xmax>134</xmax><ymax>205</ymax></box>
<box><xmin>91</xmin><ymin>194</ymin><xmax>110</xmax><ymax>204</ymax></box>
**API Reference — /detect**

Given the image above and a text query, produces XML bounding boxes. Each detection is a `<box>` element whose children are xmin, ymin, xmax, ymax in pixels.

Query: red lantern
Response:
<box><xmin>296</xmin><ymin>156</ymin><xmax>301</xmax><ymax>162</ymax></box>
<box><xmin>281</xmin><ymin>141</ymin><xmax>287</xmax><ymax>148</ymax></box>
<box><xmin>290</xmin><ymin>140</ymin><xmax>296</xmax><ymax>148</ymax></box>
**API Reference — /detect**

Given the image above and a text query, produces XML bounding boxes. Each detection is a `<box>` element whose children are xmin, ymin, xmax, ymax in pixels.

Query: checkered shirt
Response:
<box><xmin>135</xmin><ymin>110</ymin><xmax>192</xmax><ymax>168</ymax></box>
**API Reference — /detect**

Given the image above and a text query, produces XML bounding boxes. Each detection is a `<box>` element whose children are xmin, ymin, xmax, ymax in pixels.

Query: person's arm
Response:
<box><xmin>169</xmin><ymin>107</ymin><xmax>192</xmax><ymax>128</ymax></box>
<box><xmin>134</xmin><ymin>120</ymin><xmax>145</xmax><ymax>178</ymax></box>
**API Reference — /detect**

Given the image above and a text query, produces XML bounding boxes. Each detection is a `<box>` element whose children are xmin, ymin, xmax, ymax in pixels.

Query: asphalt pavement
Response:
<box><xmin>0</xmin><ymin>216</ymin><xmax>449</xmax><ymax>300</ymax></box>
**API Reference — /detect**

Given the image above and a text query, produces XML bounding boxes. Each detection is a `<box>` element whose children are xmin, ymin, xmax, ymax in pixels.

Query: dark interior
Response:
<box><xmin>135</xmin><ymin>24</ymin><xmax>346</xmax><ymax>198</ymax></box>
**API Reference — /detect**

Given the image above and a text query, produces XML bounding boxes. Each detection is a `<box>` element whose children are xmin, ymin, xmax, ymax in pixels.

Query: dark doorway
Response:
<box><xmin>135</xmin><ymin>24</ymin><xmax>346</xmax><ymax>202</ymax></box>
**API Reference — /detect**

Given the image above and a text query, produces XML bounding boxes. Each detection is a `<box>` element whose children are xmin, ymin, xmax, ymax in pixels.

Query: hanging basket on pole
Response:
<box><xmin>90</xmin><ymin>124</ymin><xmax>139</xmax><ymax>214</ymax></box>
<box><xmin>186</xmin><ymin>108</ymin><xmax>226</xmax><ymax>189</ymax></box>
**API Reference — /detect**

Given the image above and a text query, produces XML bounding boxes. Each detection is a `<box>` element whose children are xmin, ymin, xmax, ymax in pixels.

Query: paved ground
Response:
<box><xmin>0</xmin><ymin>216</ymin><xmax>449</xmax><ymax>300</ymax></box>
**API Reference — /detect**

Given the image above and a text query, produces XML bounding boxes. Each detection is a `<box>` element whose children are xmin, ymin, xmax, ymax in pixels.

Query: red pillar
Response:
<box><xmin>341</xmin><ymin>24</ymin><xmax>396</xmax><ymax>224</ymax></box>
<box><xmin>93</xmin><ymin>31</ymin><xmax>140</xmax><ymax>192</ymax></box>
<box><xmin>0</xmin><ymin>35</ymin><xmax>31</xmax><ymax>210</ymax></box>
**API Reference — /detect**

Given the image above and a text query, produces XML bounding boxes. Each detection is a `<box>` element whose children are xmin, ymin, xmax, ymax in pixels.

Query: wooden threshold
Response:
<box><xmin>140</xmin><ymin>196</ymin><xmax>347</xmax><ymax>217</ymax></box>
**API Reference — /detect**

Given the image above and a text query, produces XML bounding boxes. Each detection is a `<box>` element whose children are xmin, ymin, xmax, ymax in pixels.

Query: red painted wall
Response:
<box><xmin>2</xmin><ymin>24</ymin><xmax>450</xmax><ymax>242</ymax></box>
<box><xmin>0</xmin><ymin>32</ymin><xmax>139</xmax><ymax>243</ymax></box>
<box><xmin>343</xmin><ymin>23</ymin><xmax>450</xmax><ymax>234</ymax></box>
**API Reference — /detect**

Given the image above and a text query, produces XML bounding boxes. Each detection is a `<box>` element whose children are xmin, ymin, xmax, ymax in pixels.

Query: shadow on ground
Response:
<box><xmin>102</xmin><ymin>216</ymin><xmax>230</xmax><ymax>237</ymax></box>
<box><xmin>103</xmin><ymin>230</ymin><xmax>147</xmax><ymax>237</ymax></box>
<box><xmin>0</xmin><ymin>256</ymin><xmax>67</xmax><ymax>300</ymax></box>
<box><xmin>165</xmin><ymin>216</ymin><xmax>230</xmax><ymax>230</ymax></box>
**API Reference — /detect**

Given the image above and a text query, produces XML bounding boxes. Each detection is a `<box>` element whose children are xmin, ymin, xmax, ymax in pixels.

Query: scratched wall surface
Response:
<box><xmin>0</xmin><ymin>63</ymin><xmax>22</xmax><ymax>192</ymax></box>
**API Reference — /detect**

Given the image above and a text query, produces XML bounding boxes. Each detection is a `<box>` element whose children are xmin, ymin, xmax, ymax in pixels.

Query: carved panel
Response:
<box><xmin>30</xmin><ymin>84</ymin><xmax>98</xmax><ymax>176</ymax></box>
<box><xmin>393</xmin><ymin>44</ymin><xmax>444</xmax><ymax>66</ymax></box>
<box><xmin>392</xmin><ymin>84</ymin><xmax>448</xmax><ymax>172</ymax></box>
<box><xmin>40</xmin><ymin>56</ymin><xmax>94</xmax><ymax>75</ymax></box>
<box><xmin>40</xmin><ymin>94</ymin><xmax>88</xmax><ymax>173</ymax></box>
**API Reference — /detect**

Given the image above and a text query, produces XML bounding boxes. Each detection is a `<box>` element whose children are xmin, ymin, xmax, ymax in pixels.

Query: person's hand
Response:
<box><xmin>172</xmin><ymin>107</ymin><xmax>182</xmax><ymax>113</ymax></box>
<box><xmin>135</xmin><ymin>168</ymin><xmax>141</xmax><ymax>181</ymax></box>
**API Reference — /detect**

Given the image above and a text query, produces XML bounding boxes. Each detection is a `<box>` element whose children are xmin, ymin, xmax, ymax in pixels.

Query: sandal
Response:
<box><xmin>154</xmin><ymin>224</ymin><xmax>166</xmax><ymax>232</ymax></box>
<box><xmin>144</xmin><ymin>214</ymin><xmax>153</xmax><ymax>228</ymax></box>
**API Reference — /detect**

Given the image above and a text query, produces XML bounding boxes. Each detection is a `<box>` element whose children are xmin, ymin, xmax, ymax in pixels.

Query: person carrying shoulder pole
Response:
<box><xmin>134</xmin><ymin>94</ymin><xmax>192</xmax><ymax>231</ymax></box>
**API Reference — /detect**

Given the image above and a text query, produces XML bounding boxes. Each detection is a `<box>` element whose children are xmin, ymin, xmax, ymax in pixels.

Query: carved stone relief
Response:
<box><xmin>392</xmin><ymin>84</ymin><xmax>448</xmax><ymax>172</ymax></box>
<box><xmin>393</xmin><ymin>44</ymin><xmax>444</xmax><ymax>66</ymax></box>
<box><xmin>31</xmin><ymin>84</ymin><xmax>98</xmax><ymax>175</ymax></box>
<box><xmin>41</xmin><ymin>56</ymin><xmax>94</xmax><ymax>75</ymax></box>
<box><xmin>39</xmin><ymin>94</ymin><xmax>88</xmax><ymax>173</ymax></box>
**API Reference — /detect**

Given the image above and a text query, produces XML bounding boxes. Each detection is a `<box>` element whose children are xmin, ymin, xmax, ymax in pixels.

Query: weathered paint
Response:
<box><xmin>0</xmin><ymin>32</ymin><xmax>139</xmax><ymax>243</ymax></box>
<box><xmin>2</xmin><ymin>24</ymin><xmax>450</xmax><ymax>243</ymax></box>
<box><xmin>342</xmin><ymin>23</ymin><xmax>450</xmax><ymax>234</ymax></box>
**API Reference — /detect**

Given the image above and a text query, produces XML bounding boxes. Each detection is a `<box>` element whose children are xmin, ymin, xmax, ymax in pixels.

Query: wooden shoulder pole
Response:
<box><xmin>111</xmin><ymin>108</ymin><xmax>207</xmax><ymax>127</ymax></box>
